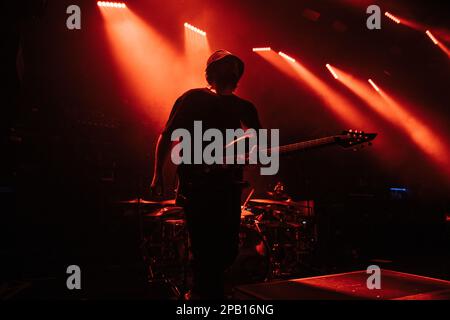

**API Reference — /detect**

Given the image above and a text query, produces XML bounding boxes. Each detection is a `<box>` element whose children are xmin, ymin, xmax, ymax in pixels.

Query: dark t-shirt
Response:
<box><xmin>162</xmin><ymin>88</ymin><xmax>261</xmax><ymax>186</ymax></box>
<box><xmin>163</xmin><ymin>88</ymin><xmax>260</xmax><ymax>136</ymax></box>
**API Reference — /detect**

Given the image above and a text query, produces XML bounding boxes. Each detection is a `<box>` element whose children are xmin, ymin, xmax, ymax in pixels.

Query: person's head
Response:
<box><xmin>205</xmin><ymin>50</ymin><xmax>244</xmax><ymax>94</ymax></box>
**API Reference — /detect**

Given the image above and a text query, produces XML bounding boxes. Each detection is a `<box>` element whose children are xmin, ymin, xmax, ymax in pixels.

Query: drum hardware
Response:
<box><xmin>241</xmin><ymin>185</ymin><xmax>316</xmax><ymax>279</ymax></box>
<box><xmin>141</xmin><ymin>202</ymin><xmax>315</xmax><ymax>285</ymax></box>
<box><xmin>117</xmin><ymin>189</ymin><xmax>183</xmax><ymax>298</ymax></box>
<box><xmin>139</xmin><ymin>205</ymin><xmax>191</xmax><ymax>298</ymax></box>
<box><xmin>120</xmin><ymin>182</ymin><xmax>317</xmax><ymax>292</ymax></box>
<box><xmin>227</xmin><ymin>222</ymin><xmax>271</xmax><ymax>285</ymax></box>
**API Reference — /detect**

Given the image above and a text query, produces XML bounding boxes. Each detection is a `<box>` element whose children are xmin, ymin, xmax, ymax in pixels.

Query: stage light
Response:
<box><xmin>278</xmin><ymin>51</ymin><xmax>296</xmax><ymax>63</ymax></box>
<box><xmin>425</xmin><ymin>30</ymin><xmax>450</xmax><ymax>58</ymax></box>
<box><xmin>368</xmin><ymin>79</ymin><xmax>380</xmax><ymax>93</ymax></box>
<box><xmin>252</xmin><ymin>47</ymin><xmax>271</xmax><ymax>52</ymax></box>
<box><xmin>325</xmin><ymin>64</ymin><xmax>339</xmax><ymax>79</ymax></box>
<box><xmin>256</xmin><ymin>57</ymin><xmax>369</xmax><ymax>128</ymax></box>
<box><xmin>184</xmin><ymin>22</ymin><xmax>206</xmax><ymax>36</ymax></box>
<box><xmin>184</xmin><ymin>22</ymin><xmax>211</xmax><ymax>87</ymax></box>
<box><xmin>385</xmin><ymin>12</ymin><xmax>401</xmax><ymax>24</ymax></box>
<box><xmin>334</xmin><ymin>66</ymin><xmax>450</xmax><ymax>178</ymax></box>
<box><xmin>97</xmin><ymin>1</ymin><xmax>126</xmax><ymax>8</ymax></box>
<box><xmin>383</xmin><ymin>11</ymin><xmax>429</xmax><ymax>31</ymax></box>
<box><xmin>425</xmin><ymin>30</ymin><xmax>439</xmax><ymax>45</ymax></box>
<box><xmin>100</xmin><ymin>4</ymin><xmax>187</xmax><ymax>126</ymax></box>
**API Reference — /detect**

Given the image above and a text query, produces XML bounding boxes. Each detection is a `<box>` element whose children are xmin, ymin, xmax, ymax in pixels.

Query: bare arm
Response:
<box><xmin>150</xmin><ymin>133</ymin><xmax>172</xmax><ymax>196</ymax></box>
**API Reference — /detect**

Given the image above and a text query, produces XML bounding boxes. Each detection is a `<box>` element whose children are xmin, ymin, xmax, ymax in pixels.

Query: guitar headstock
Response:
<box><xmin>336</xmin><ymin>129</ymin><xmax>377</xmax><ymax>149</ymax></box>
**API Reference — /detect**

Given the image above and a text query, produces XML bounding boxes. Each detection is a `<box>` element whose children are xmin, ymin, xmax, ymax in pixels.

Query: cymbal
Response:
<box><xmin>249</xmin><ymin>198</ymin><xmax>302</xmax><ymax>207</ymax></box>
<box><xmin>164</xmin><ymin>219</ymin><xmax>185</xmax><ymax>225</ymax></box>
<box><xmin>117</xmin><ymin>198</ymin><xmax>160</xmax><ymax>204</ymax></box>
<box><xmin>160</xmin><ymin>199</ymin><xmax>176</xmax><ymax>205</ymax></box>
<box><xmin>144</xmin><ymin>206</ymin><xmax>184</xmax><ymax>218</ymax></box>
<box><xmin>117</xmin><ymin>198</ymin><xmax>176</xmax><ymax>205</ymax></box>
<box><xmin>241</xmin><ymin>209</ymin><xmax>254</xmax><ymax>218</ymax></box>
<box><xmin>249</xmin><ymin>199</ymin><xmax>314</xmax><ymax>210</ymax></box>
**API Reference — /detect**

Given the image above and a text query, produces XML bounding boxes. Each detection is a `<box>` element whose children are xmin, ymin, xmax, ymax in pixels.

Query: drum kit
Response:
<box><xmin>118</xmin><ymin>182</ymin><xmax>316</xmax><ymax>295</ymax></box>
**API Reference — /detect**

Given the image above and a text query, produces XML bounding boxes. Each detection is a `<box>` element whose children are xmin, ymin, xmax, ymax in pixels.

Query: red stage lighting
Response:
<box><xmin>184</xmin><ymin>22</ymin><xmax>206</xmax><ymax>36</ymax></box>
<box><xmin>255</xmin><ymin>58</ymin><xmax>396</xmax><ymax>169</ymax></box>
<box><xmin>385</xmin><ymin>12</ymin><xmax>401</xmax><ymax>24</ymax></box>
<box><xmin>257</xmin><ymin>57</ymin><xmax>369</xmax><ymax>128</ymax></box>
<box><xmin>334</xmin><ymin>66</ymin><xmax>450</xmax><ymax>178</ymax></box>
<box><xmin>424</xmin><ymin>30</ymin><xmax>450</xmax><ymax>58</ymax></box>
<box><xmin>184</xmin><ymin>22</ymin><xmax>211</xmax><ymax>87</ymax></box>
<box><xmin>425</xmin><ymin>30</ymin><xmax>439</xmax><ymax>45</ymax></box>
<box><xmin>278</xmin><ymin>51</ymin><xmax>296</xmax><ymax>63</ymax></box>
<box><xmin>252</xmin><ymin>47</ymin><xmax>271</xmax><ymax>52</ymax></box>
<box><xmin>384</xmin><ymin>11</ymin><xmax>446</xmax><ymax>38</ymax></box>
<box><xmin>97</xmin><ymin>1</ymin><xmax>126</xmax><ymax>8</ymax></box>
<box><xmin>99</xmin><ymin>5</ymin><xmax>187</xmax><ymax>126</ymax></box>
<box><xmin>368</xmin><ymin>79</ymin><xmax>380</xmax><ymax>93</ymax></box>
<box><xmin>325</xmin><ymin>64</ymin><xmax>339</xmax><ymax>79</ymax></box>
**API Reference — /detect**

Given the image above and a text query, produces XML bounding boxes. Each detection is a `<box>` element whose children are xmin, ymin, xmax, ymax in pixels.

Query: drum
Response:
<box><xmin>143</xmin><ymin>207</ymin><xmax>188</xmax><ymax>269</ymax></box>
<box><xmin>144</xmin><ymin>206</ymin><xmax>270</xmax><ymax>285</ymax></box>
<box><xmin>227</xmin><ymin>224</ymin><xmax>271</xmax><ymax>285</ymax></box>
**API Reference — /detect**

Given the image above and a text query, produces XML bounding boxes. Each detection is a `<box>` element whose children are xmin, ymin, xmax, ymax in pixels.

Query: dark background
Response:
<box><xmin>1</xmin><ymin>0</ymin><xmax>449</xmax><ymax>299</ymax></box>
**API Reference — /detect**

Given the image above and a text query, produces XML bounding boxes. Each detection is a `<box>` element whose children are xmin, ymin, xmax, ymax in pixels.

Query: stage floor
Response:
<box><xmin>234</xmin><ymin>269</ymin><xmax>450</xmax><ymax>300</ymax></box>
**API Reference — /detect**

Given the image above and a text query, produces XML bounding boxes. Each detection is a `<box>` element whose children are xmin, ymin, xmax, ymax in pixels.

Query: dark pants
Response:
<box><xmin>180</xmin><ymin>183</ymin><xmax>242</xmax><ymax>299</ymax></box>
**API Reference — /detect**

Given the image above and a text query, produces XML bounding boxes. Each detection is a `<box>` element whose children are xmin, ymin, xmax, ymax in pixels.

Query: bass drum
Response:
<box><xmin>226</xmin><ymin>224</ymin><xmax>271</xmax><ymax>286</ymax></box>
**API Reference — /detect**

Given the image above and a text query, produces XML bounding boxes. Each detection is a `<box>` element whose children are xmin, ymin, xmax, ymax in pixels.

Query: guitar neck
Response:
<box><xmin>262</xmin><ymin>135</ymin><xmax>340</xmax><ymax>154</ymax></box>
